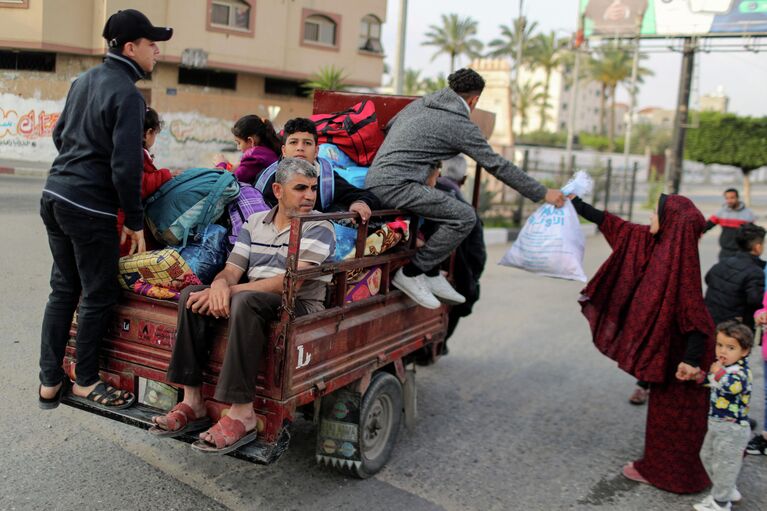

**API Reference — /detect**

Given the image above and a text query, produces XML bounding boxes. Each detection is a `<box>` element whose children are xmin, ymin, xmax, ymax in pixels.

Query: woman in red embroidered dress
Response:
<box><xmin>571</xmin><ymin>194</ymin><xmax>715</xmax><ymax>494</ymax></box>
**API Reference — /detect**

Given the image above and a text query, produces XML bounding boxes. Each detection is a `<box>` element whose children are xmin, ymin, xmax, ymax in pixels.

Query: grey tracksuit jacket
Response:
<box><xmin>365</xmin><ymin>87</ymin><xmax>546</xmax><ymax>203</ymax></box>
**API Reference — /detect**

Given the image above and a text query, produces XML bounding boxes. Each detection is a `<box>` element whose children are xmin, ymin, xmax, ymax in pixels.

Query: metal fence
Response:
<box><xmin>471</xmin><ymin>148</ymin><xmax>651</xmax><ymax>228</ymax></box>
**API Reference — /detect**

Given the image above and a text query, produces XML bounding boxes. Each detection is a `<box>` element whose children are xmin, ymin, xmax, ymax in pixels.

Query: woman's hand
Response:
<box><xmin>675</xmin><ymin>362</ymin><xmax>701</xmax><ymax>381</ymax></box>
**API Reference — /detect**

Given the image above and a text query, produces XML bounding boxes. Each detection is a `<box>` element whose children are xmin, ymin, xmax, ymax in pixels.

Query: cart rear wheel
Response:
<box><xmin>346</xmin><ymin>372</ymin><xmax>403</xmax><ymax>478</ymax></box>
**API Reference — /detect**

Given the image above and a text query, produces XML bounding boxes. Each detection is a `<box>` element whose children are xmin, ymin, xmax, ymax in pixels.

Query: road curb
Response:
<box><xmin>0</xmin><ymin>165</ymin><xmax>48</xmax><ymax>178</ymax></box>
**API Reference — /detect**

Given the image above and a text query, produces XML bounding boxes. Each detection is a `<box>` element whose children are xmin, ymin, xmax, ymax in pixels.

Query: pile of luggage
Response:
<box><xmin>118</xmin><ymin>100</ymin><xmax>408</xmax><ymax>304</ymax></box>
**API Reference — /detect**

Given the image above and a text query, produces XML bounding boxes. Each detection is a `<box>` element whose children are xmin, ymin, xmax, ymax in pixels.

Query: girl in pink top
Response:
<box><xmin>215</xmin><ymin>115</ymin><xmax>280</xmax><ymax>184</ymax></box>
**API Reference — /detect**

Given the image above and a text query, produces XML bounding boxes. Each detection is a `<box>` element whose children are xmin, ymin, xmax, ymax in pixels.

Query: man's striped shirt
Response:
<box><xmin>227</xmin><ymin>207</ymin><xmax>335</xmax><ymax>313</ymax></box>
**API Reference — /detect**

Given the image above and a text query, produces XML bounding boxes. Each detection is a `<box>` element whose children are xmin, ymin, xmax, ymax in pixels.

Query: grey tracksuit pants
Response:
<box><xmin>368</xmin><ymin>182</ymin><xmax>475</xmax><ymax>272</ymax></box>
<box><xmin>700</xmin><ymin>419</ymin><xmax>751</xmax><ymax>503</ymax></box>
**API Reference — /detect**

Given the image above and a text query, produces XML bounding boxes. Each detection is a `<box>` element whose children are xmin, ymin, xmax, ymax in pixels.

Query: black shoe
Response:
<box><xmin>746</xmin><ymin>434</ymin><xmax>767</xmax><ymax>455</ymax></box>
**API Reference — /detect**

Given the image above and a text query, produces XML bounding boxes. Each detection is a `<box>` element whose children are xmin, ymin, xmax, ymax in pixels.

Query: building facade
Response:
<box><xmin>700</xmin><ymin>85</ymin><xmax>729</xmax><ymax>113</ymax></box>
<box><xmin>516</xmin><ymin>63</ymin><xmax>606</xmax><ymax>136</ymax></box>
<box><xmin>0</xmin><ymin>0</ymin><xmax>386</xmax><ymax>167</ymax></box>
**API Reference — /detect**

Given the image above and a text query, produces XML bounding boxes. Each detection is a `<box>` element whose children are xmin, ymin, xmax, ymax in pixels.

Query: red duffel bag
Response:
<box><xmin>310</xmin><ymin>99</ymin><xmax>385</xmax><ymax>166</ymax></box>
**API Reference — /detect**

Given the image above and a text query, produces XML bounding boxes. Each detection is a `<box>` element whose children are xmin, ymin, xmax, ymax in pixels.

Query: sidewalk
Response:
<box><xmin>0</xmin><ymin>158</ymin><xmax>50</xmax><ymax>177</ymax></box>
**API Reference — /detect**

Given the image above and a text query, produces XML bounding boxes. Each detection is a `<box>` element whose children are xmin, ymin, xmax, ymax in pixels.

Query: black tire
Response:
<box><xmin>343</xmin><ymin>372</ymin><xmax>403</xmax><ymax>478</ymax></box>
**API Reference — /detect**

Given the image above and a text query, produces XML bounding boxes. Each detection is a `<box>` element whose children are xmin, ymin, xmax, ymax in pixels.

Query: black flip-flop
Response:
<box><xmin>67</xmin><ymin>381</ymin><xmax>136</xmax><ymax>411</ymax></box>
<box><xmin>38</xmin><ymin>378</ymin><xmax>70</xmax><ymax>410</ymax></box>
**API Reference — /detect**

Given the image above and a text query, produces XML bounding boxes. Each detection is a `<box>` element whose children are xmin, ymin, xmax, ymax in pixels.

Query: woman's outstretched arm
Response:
<box><xmin>571</xmin><ymin>196</ymin><xmax>605</xmax><ymax>226</ymax></box>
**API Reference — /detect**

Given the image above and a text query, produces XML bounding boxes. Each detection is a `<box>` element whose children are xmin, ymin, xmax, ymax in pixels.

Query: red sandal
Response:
<box><xmin>149</xmin><ymin>402</ymin><xmax>211</xmax><ymax>438</ymax></box>
<box><xmin>191</xmin><ymin>415</ymin><xmax>258</xmax><ymax>455</ymax></box>
<box><xmin>622</xmin><ymin>462</ymin><xmax>650</xmax><ymax>484</ymax></box>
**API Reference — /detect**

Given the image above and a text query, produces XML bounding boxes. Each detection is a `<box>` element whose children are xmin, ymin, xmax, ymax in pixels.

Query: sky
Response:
<box><xmin>380</xmin><ymin>0</ymin><xmax>767</xmax><ymax>116</ymax></box>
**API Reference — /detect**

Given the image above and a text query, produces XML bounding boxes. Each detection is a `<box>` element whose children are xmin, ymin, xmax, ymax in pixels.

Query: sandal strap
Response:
<box><xmin>164</xmin><ymin>402</ymin><xmax>201</xmax><ymax>431</ymax></box>
<box><xmin>206</xmin><ymin>415</ymin><xmax>246</xmax><ymax>449</ymax></box>
<box><xmin>86</xmin><ymin>381</ymin><xmax>132</xmax><ymax>406</ymax></box>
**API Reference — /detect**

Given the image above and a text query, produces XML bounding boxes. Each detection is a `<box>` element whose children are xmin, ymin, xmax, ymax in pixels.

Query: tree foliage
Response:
<box><xmin>486</xmin><ymin>17</ymin><xmax>538</xmax><ymax>64</ymax></box>
<box><xmin>527</xmin><ymin>31</ymin><xmax>569</xmax><ymax>130</ymax></box>
<box><xmin>304</xmin><ymin>65</ymin><xmax>349</xmax><ymax>92</ymax></box>
<box><xmin>685</xmin><ymin>111</ymin><xmax>767</xmax><ymax>172</ymax></box>
<box><xmin>587</xmin><ymin>43</ymin><xmax>652</xmax><ymax>151</ymax></box>
<box><xmin>422</xmin><ymin>14</ymin><xmax>484</xmax><ymax>73</ymax></box>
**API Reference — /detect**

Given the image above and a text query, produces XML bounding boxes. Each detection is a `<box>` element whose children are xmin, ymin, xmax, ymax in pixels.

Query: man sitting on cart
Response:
<box><xmin>365</xmin><ymin>68</ymin><xmax>566</xmax><ymax>310</ymax></box>
<box><xmin>149</xmin><ymin>157</ymin><xmax>335</xmax><ymax>454</ymax></box>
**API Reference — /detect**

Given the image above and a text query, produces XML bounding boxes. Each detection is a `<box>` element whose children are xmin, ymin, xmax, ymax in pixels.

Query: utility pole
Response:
<box><xmin>511</xmin><ymin>0</ymin><xmax>525</xmax><ymax>148</ymax></box>
<box><xmin>565</xmin><ymin>17</ymin><xmax>584</xmax><ymax>173</ymax></box>
<box><xmin>392</xmin><ymin>0</ymin><xmax>408</xmax><ymax>95</ymax></box>
<box><xmin>668</xmin><ymin>37</ymin><xmax>696</xmax><ymax>194</ymax></box>
<box><xmin>619</xmin><ymin>18</ymin><xmax>642</xmax><ymax>214</ymax></box>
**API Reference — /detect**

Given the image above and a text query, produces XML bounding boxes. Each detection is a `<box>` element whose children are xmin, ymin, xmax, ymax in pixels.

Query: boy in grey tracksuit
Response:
<box><xmin>365</xmin><ymin>68</ymin><xmax>564</xmax><ymax>309</ymax></box>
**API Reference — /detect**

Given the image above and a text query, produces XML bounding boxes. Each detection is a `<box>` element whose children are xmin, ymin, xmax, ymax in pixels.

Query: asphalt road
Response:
<box><xmin>0</xmin><ymin>175</ymin><xmax>764</xmax><ymax>511</ymax></box>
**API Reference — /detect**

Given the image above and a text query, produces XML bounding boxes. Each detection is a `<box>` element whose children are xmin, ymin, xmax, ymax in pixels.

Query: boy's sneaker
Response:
<box><xmin>693</xmin><ymin>496</ymin><xmax>731</xmax><ymax>511</ymax></box>
<box><xmin>729</xmin><ymin>488</ymin><xmax>741</xmax><ymax>504</ymax></box>
<box><xmin>746</xmin><ymin>434</ymin><xmax>767</xmax><ymax>455</ymax></box>
<box><xmin>424</xmin><ymin>274</ymin><xmax>466</xmax><ymax>305</ymax></box>
<box><xmin>392</xmin><ymin>269</ymin><xmax>440</xmax><ymax>310</ymax></box>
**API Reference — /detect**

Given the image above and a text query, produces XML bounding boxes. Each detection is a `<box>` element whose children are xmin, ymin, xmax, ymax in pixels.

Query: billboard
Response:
<box><xmin>580</xmin><ymin>0</ymin><xmax>767</xmax><ymax>38</ymax></box>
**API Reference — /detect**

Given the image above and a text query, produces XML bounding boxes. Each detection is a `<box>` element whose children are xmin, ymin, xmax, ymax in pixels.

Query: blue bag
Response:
<box><xmin>176</xmin><ymin>224</ymin><xmax>229</xmax><ymax>284</ymax></box>
<box><xmin>145</xmin><ymin>168</ymin><xmax>240</xmax><ymax>247</ymax></box>
<box><xmin>318</xmin><ymin>143</ymin><xmax>355</xmax><ymax>169</ymax></box>
<box><xmin>335</xmin><ymin>166</ymin><xmax>369</xmax><ymax>189</ymax></box>
<box><xmin>333</xmin><ymin>223</ymin><xmax>358</xmax><ymax>261</ymax></box>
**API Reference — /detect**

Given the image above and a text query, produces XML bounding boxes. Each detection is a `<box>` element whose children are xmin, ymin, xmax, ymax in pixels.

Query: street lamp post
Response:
<box><xmin>392</xmin><ymin>0</ymin><xmax>408</xmax><ymax>95</ymax></box>
<box><xmin>511</xmin><ymin>0</ymin><xmax>524</xmax><ymax>148</ymax></box>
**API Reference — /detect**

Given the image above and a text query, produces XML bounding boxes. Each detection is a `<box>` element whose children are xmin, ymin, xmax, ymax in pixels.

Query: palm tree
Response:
<box><xmin>304</xmin><ymin>65</ymin><xmax>349</xmax><ymax>93</ymax></box>
<box><xmin>402</xmin><ymin>69</ymin><xmax>422</xmax><ymax>96</ymax></box>
<box><xmin>514</xmin><ymin>80</ymin><xmax>546</xmax><ymax>139</ymax></box>
<box><xmin>588</xmin><ymin>44</ymin><xmax>652</xmax><ymax>151</ymax></box>
<box><xmin>486</xmin><ymin>17</ymin><xmax>539</xmax><ymax>64</ymax></box>
<box><xmin>528</xmin><ymin>31</ymin><xmax>569</xmax><ymax>130</ymax></box>
<box><xmin>422</xmin><ymin>13</ymin><xmax>484</xmax><ymax>73</ymax></box>
<box><xmin>422</xmin><ymin>73</ymin><xmax>448</xmax><ymax>94</ymax></box>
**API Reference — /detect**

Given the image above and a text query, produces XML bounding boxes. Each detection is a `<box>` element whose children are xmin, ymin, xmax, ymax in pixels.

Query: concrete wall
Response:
<box><xmin>0</xmin><ymin>0</ymin><xmax>389</xmax><ymax>167</ymax></box>
<box><xmin>0</xmin><ymin>0</ymin><xmax>386</xmax><ymax>86</ymax></box>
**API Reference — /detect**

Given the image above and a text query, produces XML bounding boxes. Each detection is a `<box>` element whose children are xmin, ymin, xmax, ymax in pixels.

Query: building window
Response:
<box><xmin>264</xmin><ymin>77</ymin><xmax>310</xmax><ymax>98</ymax></box>
<box><xmin>211</xmin><ymin>0</ymin><xmax>251</xmax><ymax>30</ymax></box>
<box><xmin>178</xmin><ymin>68</ymin><xmax>237</xmax><ymax>90</ymax></box>
<box><xmin>304</xmin><ymin>14</ymin><xmax>336</xmax><ymax>46</ymax></box>
<box><xmin>0</xmin><ymin>51</ymin><xmax>55</xmax><ymax>72</ymax></box>
<box><xmin>207</xmin><ymin>0</ymin><xmax>254</xmax><ymax>36</ymax></box>
<box><xmin>359</xmin><ymin>14</ymin><xmax>382</xmax><ymax>53</ymax></box>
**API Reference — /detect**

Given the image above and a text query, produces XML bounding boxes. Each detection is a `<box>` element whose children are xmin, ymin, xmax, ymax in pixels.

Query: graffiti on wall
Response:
<box><xmin>0</xmin><ymin>93</ymin><xmax>284</xmax><ymax>169</ymax></box>
<box><xmin>168</xmin><ymin>117</ymin><xmax>231</xmax><ymax>145</ymax></box>
<box><xmin>0</xmin><ymin>109</ymin><xmax>60</xmax><ymax>140</ymax></box>
<box><xmin>0</xmin><ymin>94</ymin><xmax>63</xmax><ymax>159</ymax></box>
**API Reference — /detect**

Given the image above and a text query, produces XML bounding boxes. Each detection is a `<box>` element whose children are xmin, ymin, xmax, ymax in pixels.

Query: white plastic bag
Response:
<box><xmin>499</xmin><ymin>171</ymin><xmax>593</xmax><ymax>282</ymax></box>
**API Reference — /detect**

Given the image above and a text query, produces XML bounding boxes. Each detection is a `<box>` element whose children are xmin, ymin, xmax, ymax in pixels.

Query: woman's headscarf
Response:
<box><xmin>579</xmin><ymin>195</ymin><xmax>714</xmax><ymax>383</ymax></box>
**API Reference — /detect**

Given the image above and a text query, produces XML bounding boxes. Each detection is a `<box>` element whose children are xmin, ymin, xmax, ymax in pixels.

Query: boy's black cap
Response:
<box><xmin>102</xmin><ymin>9</ymin><xmax>173</xmax><ymax>48</ymax></box>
